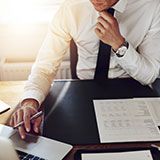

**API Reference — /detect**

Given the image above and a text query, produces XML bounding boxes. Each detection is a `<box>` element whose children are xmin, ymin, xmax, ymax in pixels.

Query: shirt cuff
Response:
<box><xmin>114</xmin><ymin>42</ymin><xmax>139</xmax><ymax>75</ymax></box>
<box><xmin>21</xmin><ymin>90</ymin><xmax>45</xmax><ymax>107</ymax></box>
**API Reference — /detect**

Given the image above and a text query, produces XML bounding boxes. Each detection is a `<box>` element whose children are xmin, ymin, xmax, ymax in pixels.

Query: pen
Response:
<box><xmin>0</xmin><ymin>107</ymin><xmax>10</xmax><ymax>114</ymax></box>
<box><xmin>151</xmin><ymin>144</ymin><xmax>160</xmax><ymax>151</ymax></box>
<box><xmin>13</xmin><ymin>111</ymin><xmax>43</xmax><ymax>129</ymax></box>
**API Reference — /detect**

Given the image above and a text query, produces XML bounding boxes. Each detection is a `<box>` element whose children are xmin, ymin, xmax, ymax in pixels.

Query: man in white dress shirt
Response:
<box><xmin>9</xmin><ymin>0</ymin><xmax>160</xmax><ymax>139</ymax></box>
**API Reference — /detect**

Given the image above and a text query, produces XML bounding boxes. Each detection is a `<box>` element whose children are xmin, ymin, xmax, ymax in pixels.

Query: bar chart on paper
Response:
<box><xmin>93</xmin><ymin>99</ymin><xmax>160</xmax><ymax>143</ymax></box>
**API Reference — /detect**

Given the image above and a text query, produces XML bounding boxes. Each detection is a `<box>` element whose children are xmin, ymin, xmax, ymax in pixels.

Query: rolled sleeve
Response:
<box><xmin>21</xmin><ymin>90</ymin><xmax>45</xmax><ymax>106</ymax></box>
<box><xmin>22</xmin><ymin>1</ymin><xmax>73</xmax><ymax>105</ymax></box>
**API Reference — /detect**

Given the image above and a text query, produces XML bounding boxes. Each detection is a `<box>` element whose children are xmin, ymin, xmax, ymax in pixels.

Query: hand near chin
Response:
<box><xmin>95</xmin><ymin>11</ymin><xmax>125</xmax><ymax>51</ymax></box>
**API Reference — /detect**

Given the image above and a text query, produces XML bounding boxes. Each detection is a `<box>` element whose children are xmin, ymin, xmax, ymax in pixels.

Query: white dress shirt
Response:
<box><xmin>23</xmin><ymin>0</ymin><xmax>160</xmax><ymax>105</ymax></box>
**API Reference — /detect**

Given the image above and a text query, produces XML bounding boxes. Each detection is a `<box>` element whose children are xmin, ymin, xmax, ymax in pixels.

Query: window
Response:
<box><xmin>0</xmin><ymin>0</ymin><xmax>64</xmax><ymax>24</ymax></box>
<box><xmin>0</xmin><ymin>0</ymin><xmax>64</xmax><ymax>61</ymax></box>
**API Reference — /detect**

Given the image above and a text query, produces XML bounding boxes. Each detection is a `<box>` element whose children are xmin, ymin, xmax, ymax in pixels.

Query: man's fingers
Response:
<box><xmin>13</xmin><ymin>113</ymin><xmax>17</xmax><ymax>127</ymax></box>
<box><xmin>9</xmin><ymin>115</ymin><xmax>14</xmax><ymax>126</ymax></box>
<box><xmin>9</xmin><ymin>100</ymin><xmax>40</xmax><ymax>140</ymax></box>
<box><xmin>95</xmin><ymin>28</ymin><xmax>103</xmax><ymax>38</ymax></box>
<box><xmin>33</xmin><ymin>116</ymin><xmax>42</xmax><ymax>133</ymax></box>
<box><xmin>96</xmin><ymin>22</ymin><xmax>105</xmax><ymax>34</ymax></box>
<box><xmin>17</xmin><ymin>109</ymin><xmax>26</xmax><ymax>139</ymax></box>
<box><xmin>18</xmin><ymin>126</ymin><xmax>26</xmax><ymax>140</ymax></box>
<box><xmin>99</xmin><ymin>11</ymin><xmax>116</xmax><ymax>25</ymax></box>
<box><xmin>98</xmin><ymin>17</ymin><xmax>111</xmax><ymax>30</ymax></box>
<box><xmin>23</xmin><ymin>107</ymin><xmax>32</xmax><ymax>132</ymax></box>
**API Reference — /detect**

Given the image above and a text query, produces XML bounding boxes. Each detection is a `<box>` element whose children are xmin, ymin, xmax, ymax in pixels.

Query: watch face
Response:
<box><xmin>116</xmin><ymin>46</ymin><xmax>127</xmax><ymax>57</ymax></box>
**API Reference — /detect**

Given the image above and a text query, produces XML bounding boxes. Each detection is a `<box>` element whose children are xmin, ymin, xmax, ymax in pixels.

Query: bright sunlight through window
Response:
<box><xmin>0</xmin><ymin>0</ymin><xmax>63</xmax><ymax>24</ymax></box>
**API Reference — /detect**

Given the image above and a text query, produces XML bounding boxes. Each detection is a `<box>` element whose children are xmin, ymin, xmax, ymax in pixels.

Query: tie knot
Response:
<box><xmin>107</xmin><ymin>8</ymin><xmax>115</xmax><ymax>16</ymax></box>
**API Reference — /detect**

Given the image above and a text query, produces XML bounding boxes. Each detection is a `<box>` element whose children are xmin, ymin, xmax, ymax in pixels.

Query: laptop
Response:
<box><xmin>0</xmin><ymin>137</ymin><xmax>19</xmax><ymax>160</ymax></box>
<box><xmin>0</xmin><ymin>124</ymin><xmax>72</xmax><ymax>160</ymax></box>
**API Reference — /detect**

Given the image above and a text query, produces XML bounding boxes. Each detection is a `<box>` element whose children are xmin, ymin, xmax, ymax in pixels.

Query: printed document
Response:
<box><xmin>0</xmin><ymin>100</ymin><xmax>10</xmax><ymax>114</ymax></box>
<box><xmin>94</xmin><ymin>99</ymin><xmax>160</xmax><ymax>143</ymax></box>
<box><xmin>82</xmin><ymin>150</ymin><xmax>153</xmax><ymax>160</ymax></box>
<box><xmin>135</xmin><ymin>98</ymin><xmax>160</xmax><ymax>126</ymax></box>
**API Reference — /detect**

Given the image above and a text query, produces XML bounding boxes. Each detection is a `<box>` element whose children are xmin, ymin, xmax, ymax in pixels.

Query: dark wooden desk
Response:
<box><xmin>42</xmin><ymin>78</ymin><xmax>160</xmax><ymax>160</ymax></box>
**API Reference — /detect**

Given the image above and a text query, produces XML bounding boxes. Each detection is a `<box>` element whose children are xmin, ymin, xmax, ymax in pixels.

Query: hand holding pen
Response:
<box><xmin>9</xmin><ymin>99</ymin><xmax>43</xmax><ymax>139</ymax></box>
<box><xmin>13</xmin><ymin>111</ymin><xmax>43</xmax><ymax>129</ymax></box>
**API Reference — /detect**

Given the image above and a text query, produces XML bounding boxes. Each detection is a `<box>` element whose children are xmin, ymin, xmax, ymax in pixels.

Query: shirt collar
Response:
<box><xmin>113</xmin><ymin>0</ymin><xmax>128</xmax><ymax>13</ymax></box>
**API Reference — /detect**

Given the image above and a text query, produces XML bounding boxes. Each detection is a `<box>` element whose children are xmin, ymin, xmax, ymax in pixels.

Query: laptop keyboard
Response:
<box><xmin>17</xmin><ymin>150</ymin><xmax>46</xmax><ymax>160</ymax></box>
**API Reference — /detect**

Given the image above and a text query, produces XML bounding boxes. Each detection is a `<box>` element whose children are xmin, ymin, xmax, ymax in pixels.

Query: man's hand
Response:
<box><xmin>95</xmin><ymin>11</ymin><xmax>125</xmax><ymax>51</ymax></box>
<box><xmin>9</xmin><ymin>99</ymin><xmax>42</xmax><ymax>139</ymax></box>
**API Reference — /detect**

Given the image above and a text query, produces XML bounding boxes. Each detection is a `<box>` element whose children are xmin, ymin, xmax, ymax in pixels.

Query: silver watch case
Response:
<box><xmin>115</xmin><ymin>41</ymin><xmax>129</xmax><ymax>57</ymax></box>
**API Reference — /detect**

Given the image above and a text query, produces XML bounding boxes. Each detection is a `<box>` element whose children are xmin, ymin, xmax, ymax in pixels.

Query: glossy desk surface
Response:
<box><xmin>43</xmin><ymin>79</ymin><xmax>158</xmax><ymax>145</ymax></box>
<box><xmin>1</xmin><ymin>79</ymin><xmax>160</xmax><ymax>160</ymax></box>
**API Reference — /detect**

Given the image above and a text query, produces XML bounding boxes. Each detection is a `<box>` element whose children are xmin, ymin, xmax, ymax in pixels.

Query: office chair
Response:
<box><xmin>70</xmin><ymin>39</ymin><xmax>79</xmax><ymax>79</ymax></box>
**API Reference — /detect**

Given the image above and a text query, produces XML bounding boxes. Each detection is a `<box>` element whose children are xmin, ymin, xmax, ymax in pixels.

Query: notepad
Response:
<box><xmin>82</xmin><ymin>150</ymin><xmax>153</xmax><ymax>160</ymax></box>
<box><xmin>0</xmin><ymin>100</ymin><xmax>10</xmax><ymax>114</ymax></box>
<box><xmin>93</xmin><ymin>99</ymin><xmax>160</xmax><ymax>143</ymax></box>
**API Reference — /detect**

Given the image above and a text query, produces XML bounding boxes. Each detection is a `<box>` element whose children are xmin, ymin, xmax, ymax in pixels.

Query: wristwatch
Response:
<box><xmin>113</xmin><ymin>41</ymin><xmax>129</xmax><ymax>58</ymax></box>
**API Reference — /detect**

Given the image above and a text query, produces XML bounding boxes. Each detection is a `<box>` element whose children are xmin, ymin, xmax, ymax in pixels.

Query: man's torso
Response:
<box><xmin>64</xmin><ymin>0</ymin><xmax>158</xmax><ymax>79</ymax></box>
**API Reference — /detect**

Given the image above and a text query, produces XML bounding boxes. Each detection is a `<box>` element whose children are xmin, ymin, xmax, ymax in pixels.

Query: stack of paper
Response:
<box><xmin>94</xmin><ymin>98</ymin><xmax>160</xmax><ymax>143</ymax></box>
<box><xmin>82</xmin><ymin>150</ymin><xmax>153</xmax><ymax>160</ymax></box>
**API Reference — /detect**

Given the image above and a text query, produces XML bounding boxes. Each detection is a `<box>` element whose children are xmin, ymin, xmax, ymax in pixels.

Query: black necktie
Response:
<box><xmin>94</xmin><ymin>8</ymin><xmax>115</xmax><ymax>81</ymax></box>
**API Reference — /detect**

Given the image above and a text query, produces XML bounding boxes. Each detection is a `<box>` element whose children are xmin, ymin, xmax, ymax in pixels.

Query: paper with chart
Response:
<box><xmin>93</xmin><ymin>99</ymin><xmax>160</xmax><ymax>143</ymax></box>
<box><xmin>135</xmin><ymin>98</ymin><xmax>160</xmax><ymax>126</ymax></box>
<box><xmin>82</xmin><ymin>150</ymin><xmax>153</xmax><ymax>160</ymax></box>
